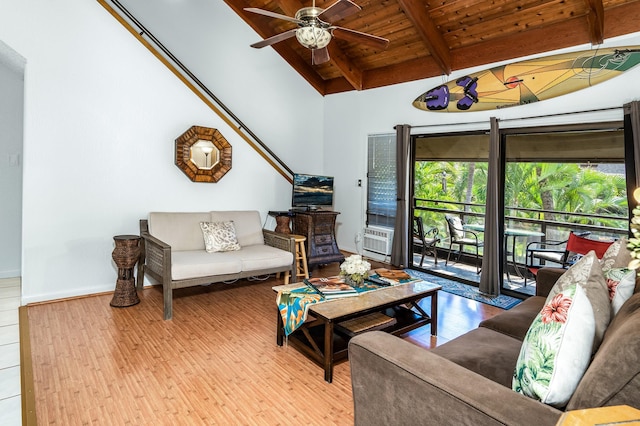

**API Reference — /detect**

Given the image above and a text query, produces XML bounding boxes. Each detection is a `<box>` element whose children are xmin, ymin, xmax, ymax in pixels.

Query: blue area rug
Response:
<box><xmin>405</xmin><ymin>269</ymin><xmax>522</xmax><ymax>310</ymax></box>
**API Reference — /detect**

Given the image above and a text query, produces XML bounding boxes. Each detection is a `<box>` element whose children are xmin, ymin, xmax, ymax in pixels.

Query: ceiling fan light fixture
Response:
<box><xmin>296</xmin><ymin>26</ymin><xmax>332</xmax><ymax>49</ymax></box>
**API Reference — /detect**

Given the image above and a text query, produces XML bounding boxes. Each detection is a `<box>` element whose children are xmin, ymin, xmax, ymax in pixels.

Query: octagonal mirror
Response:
<box><xmin>175</xmin><ymin>126</ymin><xmax>232</xmax><ymax>182</ymax></box>
<box><xmin>190</xmin><ymin>140</ymin><xmax>219</xmax><ymax>170</ymax></box>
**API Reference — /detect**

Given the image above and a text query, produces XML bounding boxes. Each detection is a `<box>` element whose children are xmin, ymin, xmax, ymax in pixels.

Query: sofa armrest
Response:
<box><xmin>262</xmin><ymin>229</ymin><xmax>295</xmax><ymax>252</ymax></box>
<box><xmin>139</xmin><ymin>219</ymin><xmax>172</xmax><ymax>287</ymax></box>
<box><xmin>535</xmin><ymin>267</ymin><xmax>565</xmax><ymax>297</ymax></box>
<box><xmin>349</xmin><ymin>331</ymin><xmax>562</xmax><ymax>426</ymax></box>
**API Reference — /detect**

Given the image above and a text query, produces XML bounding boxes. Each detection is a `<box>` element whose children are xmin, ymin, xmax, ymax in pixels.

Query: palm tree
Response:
<box><xmin>415</xmin><ymin>160</ymin><xmax>627</xmax><ymax>229</ymax></box>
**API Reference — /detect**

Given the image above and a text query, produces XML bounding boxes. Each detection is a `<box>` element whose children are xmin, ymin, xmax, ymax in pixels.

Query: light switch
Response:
<box><xmin>9</xmin><ymin>153</ymin><xmax>20</xmax><ymax>166</ymax></box>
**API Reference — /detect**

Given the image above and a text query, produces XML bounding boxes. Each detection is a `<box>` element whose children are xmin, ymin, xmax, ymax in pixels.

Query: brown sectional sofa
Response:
<box><xmin>349</xmin><ymin>268</ymin><xmax>640</xmax><ymax>425</ymax></box>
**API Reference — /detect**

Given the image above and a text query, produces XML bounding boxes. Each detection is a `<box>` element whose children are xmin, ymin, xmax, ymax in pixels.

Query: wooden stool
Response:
<box><xmin>284</xmin><ymin>234</ymin><xmax>309</xmax><ymax>284</ymax></box>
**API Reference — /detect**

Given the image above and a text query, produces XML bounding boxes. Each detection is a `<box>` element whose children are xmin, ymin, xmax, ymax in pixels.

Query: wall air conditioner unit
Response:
<box><xmin>363</xmin><ymin>227</ymin><xmax>394</xmax><ymax>256</ymax></box>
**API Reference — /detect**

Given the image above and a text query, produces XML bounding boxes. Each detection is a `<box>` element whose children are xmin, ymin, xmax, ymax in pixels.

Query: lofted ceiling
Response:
<box><xmin>224</xmin><ymin>0</ymin><xmax>640</xmax><ymax>95</ymax></box>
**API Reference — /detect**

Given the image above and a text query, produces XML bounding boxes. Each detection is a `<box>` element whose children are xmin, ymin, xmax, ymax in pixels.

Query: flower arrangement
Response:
<box><xmin>628</xmin><ymin>205</ymin><xmax>640</xmax><ymax>272</ymax></box>
<box><xmin>339</xmin><ymin>254</ymin><xmax>371</xmax><ymax>287</ymax></box>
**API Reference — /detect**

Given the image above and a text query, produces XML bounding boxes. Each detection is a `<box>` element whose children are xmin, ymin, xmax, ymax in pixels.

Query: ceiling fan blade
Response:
<box><xmin>331</xmin><ymin>27</ymin><xmax>389</xmax><ymax>50</ymax></box>
<box><xmin>250</xmin><ymin>29</ymin><xmax>298</xmax><ymax>48</ymax></box>
<box><xmin>312</xmin><ymin>47</ymin><xmax>330</xmax><ymax>65</ymax></box>
<box><xmin>317</xmin><ymin>0</ymin><xmax>361</xmax><ymax>23</ymax></box>
<box><xmin>244</xmin><ymin>7</ymin><xmax>304</xmax><ymax>25</ymax></box>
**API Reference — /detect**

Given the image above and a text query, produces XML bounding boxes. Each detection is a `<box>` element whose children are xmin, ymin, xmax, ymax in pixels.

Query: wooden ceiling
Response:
<box><xmin>224</xmin><ymin>0</ymin><xmax>640</xmax><ymax>95</ymax></box>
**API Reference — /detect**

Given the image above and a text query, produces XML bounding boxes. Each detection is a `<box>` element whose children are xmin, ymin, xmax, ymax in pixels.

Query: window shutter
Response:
<box><xmin>367</xmin><ymin>134</ymin><xmax>397</xmax><ymax>228</ymax></box>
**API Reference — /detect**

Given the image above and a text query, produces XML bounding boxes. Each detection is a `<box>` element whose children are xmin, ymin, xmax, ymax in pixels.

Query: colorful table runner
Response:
<box><xmin>276</xmin><ymin>286</ymin><xmax>323</xmax><ymax>336</ymax></box>
<box><xmin>276</xmin><ymin>273</ymin><xmax>421</xmax><ymax>336</ymax></box>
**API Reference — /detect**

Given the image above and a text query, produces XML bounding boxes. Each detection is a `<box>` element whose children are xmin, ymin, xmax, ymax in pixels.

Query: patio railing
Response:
<box><xmin>413</xmin><ymin>197</ymin><xmax>629</xmax><ymax>268</ymax></box>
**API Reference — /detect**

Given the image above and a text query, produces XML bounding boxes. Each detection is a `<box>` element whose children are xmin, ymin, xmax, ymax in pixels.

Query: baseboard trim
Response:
<box><xmin>0</xmin><ymin>270</ymin><xmax>21</xmax><ymax>279</ymax></box>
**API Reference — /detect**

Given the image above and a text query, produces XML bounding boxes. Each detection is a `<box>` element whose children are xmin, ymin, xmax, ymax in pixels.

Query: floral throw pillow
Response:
<box><xmin>604</xmin><ymin>267</ymin><xmax>636</xmax><ymax>316</ymax></box>
<box><xmin>545</xmin><ymin>251</ymin><xmax>610</xmax><ymax>352</ymax></box>
<box><xmin>600</xmin><ymin>237</ymin><xmax>631</xmax><ymax>271</ymax></box>
<box><xmin>200</xmin><ymin>221</ymin><xmax>241</xmax><ymax>253</ymax></box>
<box><xmin>513</xmin><ymin>284</ymin><xmax>595</xmax><ymax>407</ymax></box>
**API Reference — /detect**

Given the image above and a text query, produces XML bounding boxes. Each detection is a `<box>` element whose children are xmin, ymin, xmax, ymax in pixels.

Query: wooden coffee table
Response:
<box><xmin>273</xmin><ymin>280</ymin><xmax>441</xmax><ymax>382</ymax></box>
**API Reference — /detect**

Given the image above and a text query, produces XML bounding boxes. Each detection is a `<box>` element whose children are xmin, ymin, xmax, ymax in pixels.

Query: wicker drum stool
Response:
<box><xmin>110</xmin><ymin>235</ymin><xmax>141</xmax><ymax>308</ymax></box>
<box><xmin>284</xmin><ymin>234</ymin><xmax>309</xmax><ymax>284</ymax></box>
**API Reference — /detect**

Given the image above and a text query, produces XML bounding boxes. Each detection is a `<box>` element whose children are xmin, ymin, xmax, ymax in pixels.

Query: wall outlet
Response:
<box><xmin>355</xmin><ymin>232</ymin><xmax>362</xmax><ymax>243</ymax></box>
<box><xmin>357</xmin><ymin>179</ymin><xmax>362</xmax><ymax>187</ymax></box>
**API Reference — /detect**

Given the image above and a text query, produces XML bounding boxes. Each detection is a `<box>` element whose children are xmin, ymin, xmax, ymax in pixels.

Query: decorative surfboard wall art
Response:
<box><xmin>412</xmin><ymin>46</ymin><xmax>640</xmax><ymax>112</ymax></box>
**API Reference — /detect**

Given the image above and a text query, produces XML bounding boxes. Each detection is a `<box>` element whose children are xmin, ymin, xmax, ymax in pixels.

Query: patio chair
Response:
<box><xmin>444</xmin><ymin>214</ymin><xmax>483</xmax><ymax>274</ymax></box>
<box><xmin>413</xmin><ymin>216</ymin><xmax>440</xmax><ymax>267</ymax></box>
<box><xmin>525</xmin><ymin>231</ymin><xmax>614</xmax><ymax>284</ymax></box>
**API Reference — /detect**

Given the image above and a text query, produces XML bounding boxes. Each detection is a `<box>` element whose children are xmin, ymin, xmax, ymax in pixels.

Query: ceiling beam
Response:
<box><xmin>453</xmin><ymin>0</ymin><xmax>640</xmax><ymax>73</ymax></box>
<box><xmin>584</xmin><ymin>0</ymin><xmax>605</xmax><ymax>45</ymax></box>
<box><xmin>223</xmin><ymin>0</ymin><xmax>327</xmax><ymax>94</ymax></box>
<box><xmin>276</xmin><ymin>0</ymin><xmax>304</xmax><ymax>13</ymax></box>
<box><xmin>602</xmin><ymin>1</ymin><xmax>640</xmax><ymax>39</ymax></box>
<box><xmin>324</xmin><ymin>76</ymin><xmax>357</xmax><ymax>94</ymax></box>
<box><xmin>395</xmin><ymin>0</ymin><xmax>451</xmax><ymax>75</ymax></box>
<box><xmin>361</xmin><ymin>56</ymin><xmax>446</xmax><ymax>92</ymax></box>
<box><xmin>230</xmin><ymin>0</ymin><xmax>640</xmax><ymax>96</ymax></box>
<box><xmin>327</xmin><ymin>43</ymin><xmax>363</xmax><ymax>90</ymax></box>
<box><xmin>323</xmin><ymin>1</ymin><xmax>640</xmax><ymax>95</ymax></box>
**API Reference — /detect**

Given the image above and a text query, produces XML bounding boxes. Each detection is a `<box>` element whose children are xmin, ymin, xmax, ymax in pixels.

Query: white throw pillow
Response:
<box><xmin>200</xmin><ymin>221</ymin><xmax>241</xmax><ymax>253</ymax></box>
<box><xmin>603</xmin><ymin>267</ymin><xmax>636</xmax><ymax>316</ymax></box>
<box><xmin>513</xmin><ymin>284</ymin><xmax>595</xmax><ymax>407</ymax></box>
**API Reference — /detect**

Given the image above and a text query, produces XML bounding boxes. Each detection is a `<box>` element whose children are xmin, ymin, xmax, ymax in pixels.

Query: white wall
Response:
<box><xmin>117</xmin><ymin>0</ymin><xmax>326</xmax><ymax>172</ymax></box>
<box><xmin>0</xmin><ymin>0</ymin><xmax>324</xmax><ymax>304</ymax></box>
<box><xmin>2</xmin><ymin>0</ymin><xmax>640</xmax><ymax>303</ymax></box>
<box><xmin>325</xmin><ymin>33</ymin><xmax>640</xmax><ymax>255</ymax></box>
<box><xmin>0</xmin><ymin>41</ymin><xmax>24</xmax><ymax>278</ymax></box>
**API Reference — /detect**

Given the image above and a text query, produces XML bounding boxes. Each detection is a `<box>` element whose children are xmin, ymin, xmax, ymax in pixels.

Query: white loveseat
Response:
<box><xmin>138</xmin><ymin>211</ymin><xmax>296</xmax><ymax>319</ymax></box>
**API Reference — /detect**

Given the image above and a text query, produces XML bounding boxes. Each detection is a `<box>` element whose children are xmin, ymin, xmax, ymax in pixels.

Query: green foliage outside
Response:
<box><xmin>414</xmin><ymin>161</ymin><xmax>629</xmax><ymax>257</ymax></box>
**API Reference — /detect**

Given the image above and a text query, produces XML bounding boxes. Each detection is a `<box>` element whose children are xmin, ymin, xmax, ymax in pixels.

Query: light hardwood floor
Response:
<box><xmin>24</xmin><ymin>261</ymin><xmax>504</xmax><ymax>425</ymax></box>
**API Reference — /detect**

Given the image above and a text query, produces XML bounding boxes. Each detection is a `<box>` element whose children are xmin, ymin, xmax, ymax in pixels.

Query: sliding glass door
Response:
<box><xmin>410</xmin><ymin>123</ymin><xmax>628</xmax><ymax>297</ymax></box>
<box><xmin>411</xmin><ymin>132</ymin><xmax>489</xmax><ymax>284</ymax></box>
<box><xmin>502</xmin><ymin>125</ymin><xmax>628</xmax><ymax>295</ymax></box>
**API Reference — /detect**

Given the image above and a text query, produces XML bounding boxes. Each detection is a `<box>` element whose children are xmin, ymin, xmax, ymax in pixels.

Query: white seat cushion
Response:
<box><xmin>533</xmin><ymin>251</ymin><xmax>565</xmax><ymax>264</ymax></box>
<box><xmin>148</xmin><ymin>212</ymin><xmax>210</xmax><ymax>251</ymax></box>
<box><xmin>149</xmin><ymin>211</ymin><xmax>266</xmax><ymax>251</ymax></box>
<box><xmin>454</xmin><ymin>237</ymin><xmax>481</xmax><ymax>246</ymax></box>
<box><xmin>239</xmin><ymin>244</ymin><xmax>294</xmax><ymax>271</ymax></box>
<box><xmin>171</xmin><ymin>250</ymin><xmax>242</xmax><ymax>280</ymax></box>
<box><xmin>210</xmin><ymin>211</ymin><xmax>264</xmax><ymax>246</ymax></box>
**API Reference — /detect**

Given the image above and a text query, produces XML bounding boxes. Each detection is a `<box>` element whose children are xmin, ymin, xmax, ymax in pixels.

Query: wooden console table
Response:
<box><xmin>292</xmin><ymin>211</ymin><xmax>344</xmax><ymax>268</ymax></box>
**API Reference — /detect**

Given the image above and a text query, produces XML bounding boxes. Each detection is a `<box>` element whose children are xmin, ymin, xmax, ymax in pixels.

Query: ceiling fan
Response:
<box><xmin>245</xmin><ymin>0</ymin><xmax>389</xmax><ymax>65</ymax></box>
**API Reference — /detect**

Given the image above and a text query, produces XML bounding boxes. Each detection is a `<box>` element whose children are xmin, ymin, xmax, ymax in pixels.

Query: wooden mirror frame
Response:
<box><xmin>175</xmin><ymin>126</ymin><xmax>232</xmax><ymax>182</ymax></box>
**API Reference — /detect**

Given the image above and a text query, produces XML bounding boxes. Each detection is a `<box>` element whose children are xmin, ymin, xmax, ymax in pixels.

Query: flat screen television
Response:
<box><xmin>292</xmin><ymin>173</ymin><xmax>334</xmax><ymax>209</ymax></box>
